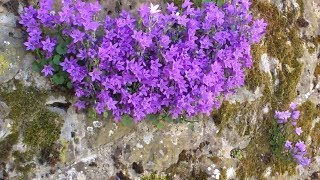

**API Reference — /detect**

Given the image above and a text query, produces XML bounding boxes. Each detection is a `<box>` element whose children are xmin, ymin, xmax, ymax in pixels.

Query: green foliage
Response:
<box><xmin>269</xmin><ymin>125</ymin><xmax>286</xmax><ymax>156</ymax></box>
<box><xmin>230</xmin><ymin>148</ymin><xmax>244</xmax><ymax>160</ymax></box>
<box><xmin>121</xmin><ymin>115</ymin><xmax>134</xmax><ymax>126</ymax></box>
<box><xmin>52</xmin><ymin>73</ymin><xmax>65</xmax><ymax>85</ymax></box>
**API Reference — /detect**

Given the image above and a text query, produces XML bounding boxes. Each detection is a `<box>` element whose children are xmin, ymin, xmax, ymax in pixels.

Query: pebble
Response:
<box><xmin>0</xmin><ymin>6</ymin><xmax>4</xmax><ymax>13</ymax></box>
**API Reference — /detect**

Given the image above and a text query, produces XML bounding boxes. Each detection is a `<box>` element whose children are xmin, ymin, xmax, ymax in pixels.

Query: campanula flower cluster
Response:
<box><xmin>20</xmin><ymin>0</ymin><xmax>267</xmax><ymax>122</ymax></box>
<box><xmin>275</xmin><ymin>102</ymin><xmax>310</xmax><ymax>167</ymax></box>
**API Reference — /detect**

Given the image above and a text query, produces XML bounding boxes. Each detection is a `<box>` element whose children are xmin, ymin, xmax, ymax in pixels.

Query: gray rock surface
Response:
<box><xmin>0</xmin><ymin>0</ymin><xmax>319</xmax><ymax>179</ymax></box>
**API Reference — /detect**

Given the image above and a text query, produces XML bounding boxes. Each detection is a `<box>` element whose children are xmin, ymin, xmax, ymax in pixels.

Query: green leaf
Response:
<box><xmin>53</xmin><ymin>55</ymin><xmax>61</xmax><ymax>64</ymax></box>
<box><xmin>56</xmin><ymin>44</ymin><xmax>67</xmax><ymax>55</ymax></box>
<box><xmin>67</xmin><ymin>82</ymin><xmax>73</xmax><ymax>89</ymax></box>
<box><xmin>88</xmin><ymin>107</ymin><xmax>97</xmax><ymax>119</ymax></box>
<box><xmin>122</xmin><ymin>115</ymin><xmax>134</xmax><ymax>126</ymax></box>
<box><xmin>164</xmin><ymin>116</ymin><xmax>173</xmax><ymax>123</ymax></box>
<box><xmin>32</xmin><ymin>62</ymin><xmax>42</xmax><ymax>72</ymax></box>
<box><xmin>156</xmin><ymin>122</ymin><xmax>164</xmax><ymax>129</ymax></box>
<box><xmin>147</xmin><ymin>114</ymin><xmax>160</xmax><ymax>125</ymax></box>
<box><xmin>52</xmin><ymin>74</ymin><xmax>65</xmax><ymax>85</ymax></box>
<box><xmin>216</xmin><ymin>0</ymin><xmax>225</xmax><ymax>6</ymax></box>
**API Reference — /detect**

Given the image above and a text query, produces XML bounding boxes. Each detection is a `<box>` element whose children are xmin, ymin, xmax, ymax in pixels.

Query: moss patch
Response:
<box><xmin>296</xmin><ymin>101</ymin><xmax>319</xmax><ymax>140</ymax></box>
<box><xmin>247</xmin><ymin>0</ymin><xmax>304</xmax><ymax>107</ymax></box>
<box><xmin>0</xmin><ymin>132</ymin><xmax>19</xmax><ymax>162</ymax></box>
<box><xmin>23</xmin><ymin>110</ymin><xmax>62</xmax><ymax>148</ymax></box>
<box><xmin>142</xmin><ymin>173</ymin><xmax>167</xmax><ymax>180</ymax></box>
<box><xmin>0</xmin><ymin>81</ymin><xmax>64</xmax><ymax>176</ymax></box>
<box><xmin>235</xmin><ymin>0</ymin><xmax>308</xmax><ymax>177</ymax></box>
<box><xmin>0</xmin><ymin>54</ymin><xmax>10</xmax><ymax>75</ymax></box>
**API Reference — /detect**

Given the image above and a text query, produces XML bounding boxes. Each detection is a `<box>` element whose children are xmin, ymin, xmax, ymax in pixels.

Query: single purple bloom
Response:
<box><xmin>291</xmin><ymin>110</ymin><xmax>300</xmax><ymax>120</ymax></box>
<box><xmin>295</xmin><ymin>127</ymin><xmax>303</xmax><ymax>136</ymax></box>
<box><xmin>182</xmin><ymin>0</ymin><xmax>193</xmax><ymax>9</ymax></box>
<box><xmin>70</xmin><ymin>29</ymin><xmax>85</xmax><ymax>43</ymax></box>
<box><xmin>285</xmin><ymin>140</ymin><xmax>292</xmax><ymax>150</ymax></box>
<box><xmin>89</xmin><ymin>68</ymin><xmax>102</xmax><ymax>82</ymax></box>
<box><xmin>41</xmin><ymin>37</ymin><xmax>55</xmax><ymax>52</ymax></box>
<box><xmin>291</xmin><ymin>120</ymin><xmax>297</xmax><ymax>126</ymax></box>
<box><xmin>289</xmin><ymin>102</ymin><xmax>298</xmax><ymax>110</ymax></box>
<box><xmin>75</xmin><ymin>100</ymin><xmax>86</xmax><ymax>110</ymax></box>
<box><xmin>295</xmin><ymin>141</ymin><xmax>307</xmax><ymax>152</ymax></box>
<box><xmin>41</xmin><ymin>64</ymin><xmax>54</xmax><ymax>76</ymax></box>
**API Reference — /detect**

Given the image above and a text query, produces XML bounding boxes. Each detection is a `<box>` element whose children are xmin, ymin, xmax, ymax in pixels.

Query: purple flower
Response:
<box><xmin>75</xmin><ymin>100</ymin><xmax>86</xmax><ymax>110</ymax></box>
<box><xmin>41</xmin><ymin>64</ymin><xmax>54</xmax><ymax>76</ymax></box>
<box><xmin>291</xmin><ymin>110</ymin><xmax>300</xmax><ymax>120</ymax></box>
<box><xmin>20</xmin><ymin>0</ymin><xmax>267</xmax><ymax>123</ymax></box>
<box><xmin>285</xmin><ymin>140</ymin><xmax>292</xmax><ymax>150</ymax></box>
<box><xmin>275</xmin><ymin>110</ymin><xmax>291</xmax><ymax>124</ymax></box>
<box><xmin>42</xmin><ymin>37</ymin><xmax>55</xmax><ymax>52</ymax></box>
<box><xmin>295</xmin><ymin>127</ymin><xmax>303</xmax><ymax>136</ymax></box>
<box><xmin>70</xmin><ymin>29</ymin><xmax>85</xmax><ymax>43</ymax></box>
<box><xmin>89</xmin><ymin>68</ymin><xmax>102</xmax><ymax>82</ymax></box>
<box><xmin>289</xmin><ymin>102</ymin><xmax>298</xmax><ymax>110</ymax></box>
<box><xmin>295</xmin><ymin>141</ymin><xmax>307</xmax><ymax>152</ymax></box>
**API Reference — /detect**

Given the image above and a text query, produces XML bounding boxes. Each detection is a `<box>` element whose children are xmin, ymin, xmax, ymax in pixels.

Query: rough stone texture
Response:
<box><xmin>0</xmin><ymin>0</ymin><xmax>319</xmax><ymax>179</ymax></box>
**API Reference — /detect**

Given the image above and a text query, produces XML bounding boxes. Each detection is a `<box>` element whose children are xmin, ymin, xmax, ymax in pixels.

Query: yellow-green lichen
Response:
<box><xmin>141</xmin><ymin>173</ymin><xmax>167</xmax><ymax>180</ymax></box>
<box><xmin>0</xmin><ymin>54</ymin><xmax>9</xmax><ymax>75</ymax></box>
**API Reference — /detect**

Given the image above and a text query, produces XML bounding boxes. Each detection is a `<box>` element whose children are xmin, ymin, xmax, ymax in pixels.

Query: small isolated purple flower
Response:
<box><xmin>291</xmin><ymin>120</ymin><xmax>297</xmax><ymax>126</ymax></box>
<box><xmin>295</xmin><ymin>127</ymin><xmax>303</xmax><ymax>136</ymax></box>
<box><xmin>285</xmin><ymin>140</ymin><xmax>292</xmax><ymax>150</ymax></box>
<box><xmin>41</xmin><ymin>64</ymin><xmax>54</xmax><ymax>76</ymax></box>
<box><xmin>290</xmin><ymin>102</ymin><xmax>298</xmax><ymax>110</ymax></box>
<box><xmin>41</xmin><ymin>37</ymin><xmax>55</xmax><ymax>52</ymax></box>
<box><xmin>291</xmin><ymin>110</ymin><xmax>300</xmax><ymax>120</ymax></box>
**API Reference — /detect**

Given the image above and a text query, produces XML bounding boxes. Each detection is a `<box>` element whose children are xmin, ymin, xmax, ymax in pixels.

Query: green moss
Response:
<box><xmin>23</xmin><ymin>110</ymin><xmax>62</xmax><ymax>148</ymax></box>
<box><xmin>142</xmin><ymin>173</ymin><xmax>167</xmax><ymax>180</ymax></box>
<box><xmin>314</xmin><ymin>63</ymin><xmax>320</xmax><ymax>79</ymax></box>
<box><xmin>310</xmin><ymin>123</ymin><xmax>320</xmax><ymax>155</ymax></box>
<box><xmin>212</xmin><ymin>101</ymin><xmax>240</xmax><ymax>126</ymax></box>
<box><xmin>247</xmin><ymin>0</ymin><xmax>304</xmax><ymax>100</ymax></box>
<box><xmin>296</xmin><ymin>101</ymin><xmax>319</xmax><ymax>140</ymax></box>
<box><xmin>0</xmin><ymin>83</ymin><xmax>47</xmax><ymax>127</ymax></box>
<box><xmin>0</xmin><ymin>82</ymin><xmax>64</xmax><ymax>176</ymax></box>
<box><xmin>0</xmin><ymin>132</ymin><xmax>19</xmax><ymax>162</ymax></box>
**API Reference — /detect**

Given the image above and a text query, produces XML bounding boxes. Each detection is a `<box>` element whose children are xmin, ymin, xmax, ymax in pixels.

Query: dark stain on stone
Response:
<box><xmin>296</xmin><ymin>17</ymin><xmax>309</xmax><ymax>28</ymax></box>
<box><xmin>116</xmin><ymin>171</ymin><xmax>130</xmax><ymax>180</ymax></box>
<box><xmin>177</xmin><ymin>150</ymin><xmax>192</xmax><ymax>163</ymax></box>
<box><xmin>3</xmin><ymin>0</ymin><xmax>19</xmax><ymax>15</ymax></box>
<box><xmin>311</xmin><ymin>171</ymin><xmax>320</xmax><ymax>180</ymax></box>
<box><xmin>132</xmin><ymin>162</ymin><xmax>144</xmax><ymax>174</ymax></box>
<box><xmin>47</xmin><ymin>102</ymin><xmax>71</xmax><ymax>111</ymax></box>
<box><xmin>88</xmin><ymin>162</ymin><xmax>97</xmax><ymax>167</ymax></box>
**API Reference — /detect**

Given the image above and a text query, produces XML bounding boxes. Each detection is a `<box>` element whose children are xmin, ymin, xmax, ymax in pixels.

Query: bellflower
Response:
<box><xmin>20</xmin><ymin>0</ymin><xmax>267</xmax><ymax>122</ymax></box>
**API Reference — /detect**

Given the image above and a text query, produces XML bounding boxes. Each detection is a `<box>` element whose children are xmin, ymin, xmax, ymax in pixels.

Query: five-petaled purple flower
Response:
<box><xmin>41</xmin><ymin>64</ymin><xmax>54</xmax><ymax>76</ymax></box>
